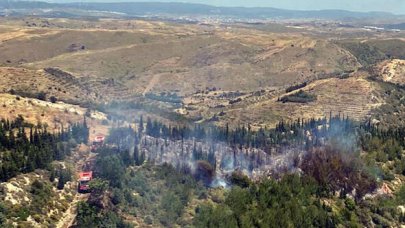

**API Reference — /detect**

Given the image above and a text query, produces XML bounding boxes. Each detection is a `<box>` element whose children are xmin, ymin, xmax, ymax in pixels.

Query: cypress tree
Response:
<box><xmin>139</xmin><ymin>115</ymin><xmax>144</xmax><ymax>134</ymax></box>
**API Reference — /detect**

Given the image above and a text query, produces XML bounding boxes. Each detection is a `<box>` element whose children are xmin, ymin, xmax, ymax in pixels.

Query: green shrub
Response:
<box><xmin>36</xmin><ymin>91</ymin><xmax>47</xmax><ymax>101</ymax></box>
<box><xmin>57</xmin><ymin>169</ymin><xmax>72</xmax><ymax>190</ymax></box>
<box><xmin>279</xmin><ymin>90</ymin><xmax>316</xmax><ymax>103</ymax></box>
<box><xmin>227</xmin><ymin>171</ymin><xmax>251</xmax><ymax>188</ymax></box>
<box><xmin>345</xmin><ymin>198</ymin><xmax>356</xmax><ymax>211</ymax></box>
<box><xmin>49</xmin><ymin>96</ymin><xmax>57</xmax><ymax>103</ymax></box>
<box><xmin>30</xmin><ymin>180</ymin><xmax>53</xmax><ymax>214</ymax></box>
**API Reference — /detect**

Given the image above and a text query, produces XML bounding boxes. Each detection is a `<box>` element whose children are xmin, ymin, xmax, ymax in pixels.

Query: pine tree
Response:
<box><xmin>138</xmin><ymin>115</ymin><xmax>144</xmax><ymax>134</ymax></box>
<box><xmin>146</xmin><ymin>117</ymin><xmax>153</xmax><ymax>136</ymax></box>
<box><xmin>134</xmin><ymin>146</ymin><xmax>141</xmax><ymax>166</ymax></box>
<box><xmin>192</xmin><ymin>142</ymin><xmax>198</xmax><ymax>161</ymax></box>
<box><xmin>208</xmin><ymin>146</ymin><xmax>216</xmax><ymax>171</ymax></box>
<box><xmin>0</xmin><ymin>118</ymin><xmax>86</xmax><ymax>182</ymax></box>
<box><xmin>50</xmin><ymin>169</ymin><xmax>56</xmax><ymax>182</ymax></box>
<box><xmin>139</xmin><ymin>150</ymin><xmax>146</xmax><ymax>166</ymax></box>
<box><xmin>29</xmin><ymin>127</ymin><xmax>33</xmax><ymax>143</ymax></box>
<box><xmin>121</xmin><ymin>149</ymin><xmax>132</xmax><ymax>166</ymax></box>
<box><xmin>82</xmin><ymin>116</ymin><xmax>89</xmax><ymax>144</ymax></box>
<box><xmin>57</xmin><ymin>172</ymin><xmax>66</xmax><ymax>190</ymax></box>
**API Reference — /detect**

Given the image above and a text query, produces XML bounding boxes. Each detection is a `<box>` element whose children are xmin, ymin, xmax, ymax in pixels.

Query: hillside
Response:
<box><xmin>378</xmin><ymin>59</ymin><xmax>405</xmax><ymax>85</ymax></box>
<box><xmin>1</xmin><ymin>17</ymin><xmax>405</xmax><ymax>128</ymax></box>
<box><xmin>1</xmin><ymin>13</ymin><xmax>405</xmax><ymax>228</ymax></box>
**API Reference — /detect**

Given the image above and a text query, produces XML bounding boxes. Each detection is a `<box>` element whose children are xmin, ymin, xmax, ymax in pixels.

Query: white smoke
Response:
<box><xmin>138</xmin><ymin>134</ymin><xmax>306</xmax><ymax>186</ymax></box>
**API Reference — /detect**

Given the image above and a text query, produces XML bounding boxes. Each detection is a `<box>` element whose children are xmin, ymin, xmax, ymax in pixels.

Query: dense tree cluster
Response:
<box><xmin>139</xmin><ymin>113</ymin><xmax>405</xmax><ymax>154</ymax></box>
<box><xmin>278</xmin><ymin>90</ymin><xmax>317</xmax><ymax>103</ymax></box>
<box><xmin>95</xmin><ymin>149</ymin><xmax>127</xmax><ymax>188</ymax></box>
<box><xmin>195</xmin><ymin>172</ymin><xmax>405</xmax><ymax>227</ymax></box>
<box><xmin>90</xmin><ymin>139</ymin><xmax>204</xmax><ymax>227</ymax></box>
<box><xmin>145</xmin><ymin>92</ymin><xmax>182</xmax><ymax>104</ymax></box>
<box><xmin>103</xmin><ymin>115</ymin><xmax>401</xmax><ymax>193</ymax></box>
<box><xmin>195</xmin><ymin>174</ymin><xmax>336</xmax><ymax>228</ymax></box>
<box><xmin>0</xmin><ymin>116</ymin><xmax>89</xmax><ymax>181</ymax></box>
<box><xmin>87</xmin><ymin>114</ymin><xmax>405</xmax><ymax>227</ymax></box>
<box><xmin>76</xmin><ymin>201</ymin><xmax>130</xmax><ymax>228</ymax></box>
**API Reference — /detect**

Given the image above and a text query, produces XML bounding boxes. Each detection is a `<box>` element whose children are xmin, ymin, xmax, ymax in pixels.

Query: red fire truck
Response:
<box><xmin>78</xmin><ymin>171</ymin><xmax>93</xmax><ymax>193</ymax></box>
<box><xmin>90</xmin><ymin>135</ymin><xmax>105</xmax><ymax>152</ymax></box>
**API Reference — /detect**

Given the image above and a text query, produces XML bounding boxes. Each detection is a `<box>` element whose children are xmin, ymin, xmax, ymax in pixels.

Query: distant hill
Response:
<box><xmin>0</xmin><ymin>1</ymin><xmax>398</xmax><ymax>20</ymax></box>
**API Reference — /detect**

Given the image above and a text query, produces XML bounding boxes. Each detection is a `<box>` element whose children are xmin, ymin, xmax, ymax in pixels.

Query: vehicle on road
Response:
<box><xmin>91</xmin><ymin>135</ymin><xmax>105</xmax><ymax>152</ymax></box>
<box><xmin>78</xmin><ymin>171</ymin><xmax>93</xmax><ymax>193</ymax></box>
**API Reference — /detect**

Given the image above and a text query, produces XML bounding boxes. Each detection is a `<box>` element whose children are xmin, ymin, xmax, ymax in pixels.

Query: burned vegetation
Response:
<box><xmin>2</xmin><ymin>7</ymin><xmax>405</xmax><ymax>228</ymax></box>
<box><xmin>76</xmin><ymin>114</ymin><xmax>405</xmax><ymax>227</ymax></box>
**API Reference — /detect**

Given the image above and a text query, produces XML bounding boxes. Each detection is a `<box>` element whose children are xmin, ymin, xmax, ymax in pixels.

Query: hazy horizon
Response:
<box><xmin>45</xmin><ymin>0</ymin><xmax>405</xmax><ymax>14</ymax></box>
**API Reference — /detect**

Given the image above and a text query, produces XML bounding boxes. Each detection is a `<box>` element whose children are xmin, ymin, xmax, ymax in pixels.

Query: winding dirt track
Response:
<box><xmin>56</xmin><ymin>146</ymin><xmax>96</xmax><ymax>228</ymax></box>
<box><xmin>57</xmin><ymin>194</ymin><xmax>89</xmax><ymax>228</ymax></box>
<box><xmin>143</xmin><ymin>73</ymin><xmax>162</xmax><ymax>96</ymax></box>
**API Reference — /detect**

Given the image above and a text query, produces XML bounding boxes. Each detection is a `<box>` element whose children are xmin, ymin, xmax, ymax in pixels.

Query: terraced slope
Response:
<box><xmin>1</xmin><ymin>17</ymin><xmax>403</xmax><ymax>129</ymax></box>
<box><xmin>0</xmin><ymin>93</ymin><xmax>106</xmax><ymax>132</ymax></box>
<box><xmin>10</xmin><ymin>28</ymin><xmax>360</xmax><ymax>96</ymax></box>
<box><xmin>0</xmin><ymin>67</ymin><xmax>95</xmax><ymax>104</ymax></box>
<box><xmin>192</xmin><ymin>74</ymin><xmax>384</xmax><ymax>128</ymax></box>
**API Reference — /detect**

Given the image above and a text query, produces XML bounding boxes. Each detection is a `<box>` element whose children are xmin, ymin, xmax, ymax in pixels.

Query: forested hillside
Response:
<box><xmin>1</xmin><ymin>5</ymin><xmax>405</xmax><ymax>227</ymax></box>
<box><xmin>0</xmin><ymin>116</ymin><xmax>89</xmax><ymax>181</ymax></box>
<box><xmin>73</xmin><ymin>115</ymin><xmax>405</xmax><ymax>227</ymax></box>
<box><xmin>0</xmin><ymin>116</ymin><xmax>89</xmax><ymax>226</ymax></box>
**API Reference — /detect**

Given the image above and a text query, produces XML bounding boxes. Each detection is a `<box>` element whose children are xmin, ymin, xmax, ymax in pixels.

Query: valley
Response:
<box><xmin>1</xmin><ymin>16</ymin><xmax>404</xmax><ymax>129</ymax></box>
<box><xmin>1</xmin><ymin>1</ymin><xmax>405</xmax><ymax>227</ymax></box>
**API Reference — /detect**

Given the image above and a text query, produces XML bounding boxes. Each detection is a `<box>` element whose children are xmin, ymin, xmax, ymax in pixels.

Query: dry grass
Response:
<box><xmin>207</xmin><ymin>75</ymin><xmax>383</xmax><ymax>128</ymax></box>
<box><xmin>0</xmin><ymin>18</ymin><xmax>360</xmax><ymax>98</ymax></box>
<box><xmin>378</xmin><ymin>59</ymin><xmax>405</xmax><ymax>85</ymax></box>
<box><xmin>0</xmin><ymin>17</ymin><xmax>398</xmax><ymax>129</ymax></box>
<box><xmin>0</xmin><ymin>67</ymin><xmax>96</xmax><ymax>103</ymax></box>
<box><xmin>0</xmin><ymin>93</ymin><xmax>107</xmax><ymax>134</ymax></box>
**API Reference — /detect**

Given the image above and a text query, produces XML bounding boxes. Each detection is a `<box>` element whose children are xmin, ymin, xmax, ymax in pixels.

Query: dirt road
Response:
<box><xmin>56</xmin><ymin>145</ymin><xmax>96</xmax><ymax>228</ymax></box>
<box><xmin>143</xmin><ymin>73</ymin><xmax>162</xmax><ymax>96</ymax></box>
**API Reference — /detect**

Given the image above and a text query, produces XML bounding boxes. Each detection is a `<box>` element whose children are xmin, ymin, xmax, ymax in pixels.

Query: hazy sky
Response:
<box><xmin>51</xmin><ymin>0</ymin><xmax>405</xmax><ymax>14</ymax></box>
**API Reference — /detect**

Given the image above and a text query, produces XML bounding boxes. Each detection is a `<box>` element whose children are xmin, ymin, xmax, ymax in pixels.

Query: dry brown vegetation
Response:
<box><xmin>0</xmin><ymin>17</ymin><xmax>403</xmax><ymax>129</ymax></box>
<box><xmin>0</xmin><ymin>93</ymin><xmax>107</xmax><ymax>136</ymax></box>
<box><xmin>378</xmin><ymin>59</ymin><xmax>405</xmax><ymax>85</ymax></box>
<box><xmin>1</xmin><ymin>18</ymin><xmax>359</xmax><ymax>96</ymax></box>
<box><xmin>187</xmin><ymin>74</ymin><xmax>384</xmax><ymax>128</ymax></box>
<box><xmin>2</xmin><ymin>15</ymin><xmax>405</xmax><ymax>228</ymax></box>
